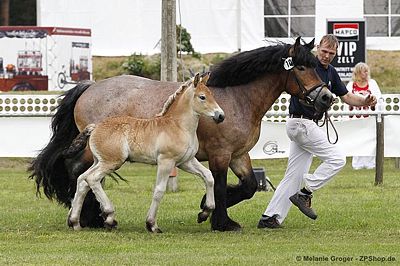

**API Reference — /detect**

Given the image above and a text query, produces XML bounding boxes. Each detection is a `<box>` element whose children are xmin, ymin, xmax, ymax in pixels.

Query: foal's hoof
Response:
<box><xmin>67</xmin><ymin>218</ymin><xmax>82</xmax><ymax>231</ymax></box>
<box><xmin>145</xmin><ymin>221</ymin><xmax>163</xmax><ymax>233</ymax></box>
<box><xmin>104</xmin><ymin>220</ymin><xmax>118</xmax><ymax>230</ymax></box>
<box><xmin>67</xmin><ymin>209</ymin><xmax>81</xmax><ymax>230</ymax></box>
<box><xmin>197</xmin><ymin>207</ymin><xmax>212</xmax><ymax>223</ymax></box>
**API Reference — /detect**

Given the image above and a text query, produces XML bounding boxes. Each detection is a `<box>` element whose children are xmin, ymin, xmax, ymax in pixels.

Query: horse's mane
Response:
<box><xmin>207</xmin><ymin>41</ymin><xmax>318</xmax><ymax>87</ymax></box>
<box><xmin>156</xmin><ymin>79</ymin><xmax>192</xmax><ymax>117</ymax></box>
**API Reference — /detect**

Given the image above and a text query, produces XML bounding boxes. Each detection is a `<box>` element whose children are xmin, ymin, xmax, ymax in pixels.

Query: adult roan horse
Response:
<box><xmin>29</xmin><ymin>37</ymin><xmax>334</xmax><ymax>231</ymax></box>
<box><xmin>65</xmin><ymin>73</ymin><xmax>224</xmax><ymax>232</ymax></box>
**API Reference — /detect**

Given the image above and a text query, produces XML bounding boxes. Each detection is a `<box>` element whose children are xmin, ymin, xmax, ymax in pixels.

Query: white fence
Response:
<box><xmin>0</xmin><ymin>93</ymin><xmax>399</xmax><ymax>158</ymax></box>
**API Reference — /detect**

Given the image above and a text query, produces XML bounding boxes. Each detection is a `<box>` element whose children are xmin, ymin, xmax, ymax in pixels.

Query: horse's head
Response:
<box><xmin>283</xmin><ymin>37</ymin><xmax>334</xmax><ymax>115</ymax></box>
<box><xmin>191</xmin><ymin>73</ymin><xmax>225</xmax><ymax>123</ymax></box>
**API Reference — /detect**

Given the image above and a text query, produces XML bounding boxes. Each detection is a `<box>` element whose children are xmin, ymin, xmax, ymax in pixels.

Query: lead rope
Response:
<box><xmin>316</xmin><ymin>111</ymin><xmax>339</xmax><ymax>144</ymax></box>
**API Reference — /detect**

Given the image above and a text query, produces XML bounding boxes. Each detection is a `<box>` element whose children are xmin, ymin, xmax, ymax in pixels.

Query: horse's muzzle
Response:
<box><xmin>213</xmin><ymin>111</ymin><xmax>225</xmax><ymax>123</ymax></box>
<box><xmin>314</xmin><ymin>86</ymin><xmax>334</xmax><ymax>113</ymax></box>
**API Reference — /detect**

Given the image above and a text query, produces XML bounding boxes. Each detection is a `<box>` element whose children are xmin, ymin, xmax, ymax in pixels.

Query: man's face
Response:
<box><xmin>317</xmin><ymin>42</ymin><xmax>337</xmax><ymax>68</ymax></box>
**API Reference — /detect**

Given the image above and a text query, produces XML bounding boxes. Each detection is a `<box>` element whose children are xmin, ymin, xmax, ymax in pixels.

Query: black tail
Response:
<box><xmin>28</xmin><ymin>81</ymin><xmax>94</xmax><ymax>207</ymax></box>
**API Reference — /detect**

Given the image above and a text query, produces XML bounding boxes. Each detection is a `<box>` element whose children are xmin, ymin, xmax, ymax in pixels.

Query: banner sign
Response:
<box><xmin>327</xmin><ymin>19</ymin><xmax>366</xmax><ymax>81</ymax></box>
<box><xmin>249</xmin><ymin>116</ymin><xmax>400</xmax><ymax>159</ymax></box>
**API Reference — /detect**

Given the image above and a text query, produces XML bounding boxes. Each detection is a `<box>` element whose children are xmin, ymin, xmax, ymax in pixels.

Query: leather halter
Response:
<box><xmin>283</xmin><ymin>65</ymin><xmax>339</xmax><ymax>144</ymax></box>
<box><xmin>284</xmin><ymin>67</ymin><xmax>326</xmax><ymax>105</ymax></box>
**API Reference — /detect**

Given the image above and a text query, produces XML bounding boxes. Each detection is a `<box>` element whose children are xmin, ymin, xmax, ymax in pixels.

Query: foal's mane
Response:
<box><xmin>156</xmin><ymin>79</ymin><xmax>192</xmax><ymax>117</ymax></box>
<box><xmin>207</xmin><ymin>40</ymin><xmax>318</xmax><ymax>88</ymax></box>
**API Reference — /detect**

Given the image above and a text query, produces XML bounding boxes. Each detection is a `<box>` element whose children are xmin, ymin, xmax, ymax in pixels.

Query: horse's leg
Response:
<box><xmin>226</xmin><ymin>153</ymin><xmax>258</xmax><ymax>208</ymax></box>
<box><xmin>66</xmin><ymin>149</ymin><xmax>104</xmax><ymax>228</ymax></box>
<box><xmin>68</xmin><ymin>164</ymin><xmax>97</xmax><ymax>230</ymax></box>
<box><xmin>85</xmin><ymin>162</ymin><xmax>119</xmax><ymax>229</ymax></box>
<box><xmin>178</xmin><ymin>158</ymin><xmax>215</xmax><ymax>223</ymax></box>
<box><xmin>203</xmin><ymin>153</ymin><xmax>242</xmax><ymax>231</ymax></box>
<box><xmin>146</xmin><ymin>158</ymin><xmax>175</xmax><ymax>233</ymax></box>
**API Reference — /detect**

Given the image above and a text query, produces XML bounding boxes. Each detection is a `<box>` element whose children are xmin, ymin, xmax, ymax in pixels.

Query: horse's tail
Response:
<box><xmin>28</xmin><ymin>80</ymin><xmax>95</xmax><ymax>207</ymax></box>
<box><xmin>63</xmin><ymin>124</ymin><xmax>95</xmax><ymax>158</ymax></box>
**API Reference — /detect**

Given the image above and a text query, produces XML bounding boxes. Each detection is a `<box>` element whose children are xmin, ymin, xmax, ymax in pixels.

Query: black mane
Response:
<box><xmin>207</xmin><ymin>42</ymin><xmax>318</xmax><ymax>87</ymax></box>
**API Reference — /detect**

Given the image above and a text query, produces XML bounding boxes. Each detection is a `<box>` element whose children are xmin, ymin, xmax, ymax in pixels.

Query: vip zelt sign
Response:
<box><xmin>327</xmin><ymin>19</ymin><xmax>366</xmax><ymax>81</ymax></box>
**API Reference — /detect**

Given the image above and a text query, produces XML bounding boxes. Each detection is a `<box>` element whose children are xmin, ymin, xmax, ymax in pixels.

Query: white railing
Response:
<box><xmin>0</xmin><ymin>94</ymin><xmax>61</xmax><ymax>117</ymax></box>
<box><xmin>264</xmin><ymin>94</ymin><xmax>400</xmax><ymax>121</ymax></box>
<box><xmin>1</xmin><ymin>93</ymin><xmax>399</xmax><ymax>118</ymax></box>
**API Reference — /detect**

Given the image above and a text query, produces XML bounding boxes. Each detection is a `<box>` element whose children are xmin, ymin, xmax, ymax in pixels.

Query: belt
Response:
<box><xmin>289</xmin><ymin>114</ymin><xmax>314</xmax><ymax>120</ymax></box>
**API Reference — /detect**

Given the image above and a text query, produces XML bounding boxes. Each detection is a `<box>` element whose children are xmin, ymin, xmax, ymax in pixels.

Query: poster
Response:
<box><xmin>0</xmin><ymin>26</ymin><xmax>92</xmax><ymax>91</ymax></box>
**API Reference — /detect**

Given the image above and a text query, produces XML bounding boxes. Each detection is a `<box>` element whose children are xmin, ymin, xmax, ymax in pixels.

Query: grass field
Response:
<box><xmin>0</xmin><ymin>157</ymin><xmax>399</xmax><ymax>265</ymax></box>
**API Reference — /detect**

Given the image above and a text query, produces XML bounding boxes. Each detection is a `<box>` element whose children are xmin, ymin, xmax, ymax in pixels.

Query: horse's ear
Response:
<box><xmin>306</xmin><ymin>38</ymin><xmax>315</xmax><ymax>50</ymax></box>
<box><xmin>289</xmin><ymin>36</ymin><xmax>302</xmax><ymax>56</ymax></box>
<box><xmin>201</xmin><ymin>72</ymin><xmax>210</xmax><ymax>85</ymax></box>
<box><xmin>193</xmin><ymin>72</ymin><xmax>200</xmax><ymax>87</ymax></box>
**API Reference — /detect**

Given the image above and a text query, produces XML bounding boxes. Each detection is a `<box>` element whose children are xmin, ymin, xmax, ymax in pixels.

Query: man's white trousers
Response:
<box><xmin>263</xmin><ymin>118</ymin><xmax>346</xmax><ymax>224</ymax></box>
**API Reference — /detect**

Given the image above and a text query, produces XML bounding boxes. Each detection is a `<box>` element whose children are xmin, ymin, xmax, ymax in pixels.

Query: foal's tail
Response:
<box><xmin>63</xmin><ymin>124</ymin><xmax>95</xmax><ymax>158</ymax></box>
<box><xmin>28</xmin><ymin>81</ymin><xmax>94</xmax><ymax>207</ymax></box>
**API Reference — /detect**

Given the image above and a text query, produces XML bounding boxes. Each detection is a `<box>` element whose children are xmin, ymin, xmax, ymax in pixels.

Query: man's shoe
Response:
<box><xmin>257</xmin><ymin>214</ymin><xmax>281</xmax><ymax>229</ymax></box>
<box><xmin>289</xmin><ymin>192</ymin><xmax>318</xmax><ymax>220</ymax></box>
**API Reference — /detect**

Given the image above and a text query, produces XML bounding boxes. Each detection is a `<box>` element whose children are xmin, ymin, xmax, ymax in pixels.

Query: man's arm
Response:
<box><xmin>340</xmin><ymin>92</ymin><xmax>377</xmax><ymax>107</ymax></box>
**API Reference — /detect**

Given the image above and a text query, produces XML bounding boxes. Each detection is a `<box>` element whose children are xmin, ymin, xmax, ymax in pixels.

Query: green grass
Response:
<box><xmin>1</xmin><ymin>158</ymin><xmax>400</xmax><ymax>265</ymax></box>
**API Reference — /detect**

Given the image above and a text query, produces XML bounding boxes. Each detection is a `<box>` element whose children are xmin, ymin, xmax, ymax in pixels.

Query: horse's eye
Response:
<box><xmin>199</xmin><ymin>95</ymin><xmax>206</xmax><ymax>100</ymax></box>
<box><xmin>297</xmin><ymin>66</ymin><xmax>306</xmax><ymax>71</ymax></box>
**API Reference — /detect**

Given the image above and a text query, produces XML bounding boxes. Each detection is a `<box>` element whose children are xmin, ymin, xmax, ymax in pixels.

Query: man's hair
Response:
<box><xmin>319</xmin><ymin>34</ymin><xmax>339</xmax><ymax>50</ymax></box>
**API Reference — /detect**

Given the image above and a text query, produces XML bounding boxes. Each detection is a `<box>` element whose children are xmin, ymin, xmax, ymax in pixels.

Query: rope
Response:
<box><xmin>317</xmin><ymin>111</ymin><xmax>339</xmax><ymax>144</ymax></box>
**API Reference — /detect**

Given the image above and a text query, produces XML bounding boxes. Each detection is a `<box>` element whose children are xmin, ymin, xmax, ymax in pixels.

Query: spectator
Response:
<box><xmin>346</xmin><ymin>62</ymin><xmax>382</xmax><ymax>169</ymax></box>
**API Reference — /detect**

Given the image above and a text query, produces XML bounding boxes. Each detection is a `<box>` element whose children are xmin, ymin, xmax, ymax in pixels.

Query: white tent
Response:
<box><xmin>37</xmin><ymin>0</ymin><xmax>265</xmax><ymax>56</ymax></box>
<box><xmin>37</xmin><ymin>0</ymin><xmax>400</xmax><ymax>56</ymax></box>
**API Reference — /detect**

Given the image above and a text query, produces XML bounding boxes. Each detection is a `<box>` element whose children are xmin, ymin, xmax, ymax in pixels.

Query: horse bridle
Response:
<box><xmin>283</xmin><ymin>66</ymin><xmax>327</xmax><ymax>107</ymax></box>
<box><xmin>282</xmin><ymin>59</ymin><xmax>339</xmax><ymax>144</ymax></box>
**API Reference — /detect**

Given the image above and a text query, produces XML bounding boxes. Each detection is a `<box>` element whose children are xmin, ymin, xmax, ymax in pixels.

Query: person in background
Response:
<box><xmin>257</xmin><ymin>34</ymin><xmax>377</xmax><ymax>229</ymax></box>
<box><xmin>346</xmin><ymin>62</ymin><xmax>382</xmax><ymax>170</ymax></box>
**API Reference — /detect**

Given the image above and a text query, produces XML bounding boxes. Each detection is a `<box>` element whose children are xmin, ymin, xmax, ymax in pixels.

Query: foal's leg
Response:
<box><xmin>85</xmin><ymin>162</ymin><xmax>120</xmax><ymax>229</ymax></box>
<box><xmin>146</xmin><ymin>158</ymin><xmax>175</xmax><ymax>233</ymax></box>
<box><xmin>178</xmin><ymin>158</ymin><xmax>215</xmax><ymax>223</ymax></box>
<box><xmin>68</xmin><ymin>164</ymin><xmax>98</xmax><ymax>230</ymax></box>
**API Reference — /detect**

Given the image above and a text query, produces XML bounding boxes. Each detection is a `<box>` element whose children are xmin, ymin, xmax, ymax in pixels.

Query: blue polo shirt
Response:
<box><xmin>289</xmin><ymin>60</ymin><xmax>348</xmax><ymax>118</ymax></box>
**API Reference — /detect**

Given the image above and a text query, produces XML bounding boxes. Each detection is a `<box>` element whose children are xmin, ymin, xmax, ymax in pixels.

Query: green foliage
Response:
<box><xmin>122</xmin><ymin>53</ymin><xmax>145</xmax><ymax>75</ymax></box>
<box><xmin>176</xmin><ymin>25</ymin><xmax>195</xmax><ymax>54</ymax></box>
<box><xmin>1</xmin><ymin>158</ymin><xmax>400</xmax><ymax>264</ymax></box>
<box><xmin>210</xmin><ymin>53</ymin><xmax>228</xmax><ymax>65</ymax></box>
<box><xmin>177</xmin><ymin>25</ymin><xmax>201</xmax><ymax>59</ymax></box>
<box><xmin>122</xmin><ymin>53</ymin><xmax>161</xmax><ymax>80</ymax></box>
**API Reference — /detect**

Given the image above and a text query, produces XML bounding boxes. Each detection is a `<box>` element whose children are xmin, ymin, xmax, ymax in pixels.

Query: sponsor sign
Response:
<box><xmin>327</xmin><ymin>19</ymin><xmax>366</xmax><ymax>81</ymax></box>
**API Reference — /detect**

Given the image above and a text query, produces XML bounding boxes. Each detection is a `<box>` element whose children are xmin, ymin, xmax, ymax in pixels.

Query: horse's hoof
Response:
<box><xmin>67</xmin><ymin>209</ymin><xmax>79</xmax><ymax>229</ymax></box>
<box><xmin>104</xmin><ymin>220</ymin><xmax>118</xmax><ymax>230</ymax></box>
<box><xmin>145</xmin><ymin>221</ymin><xmax>163</xmax><ymax>233</ymax></box>
<box><xmin>73</xmin><ymin>224</ymin><xmax>83</xmax><ymax>231</ymax></box>
<box><xmin>197</xmin><ymin>211</ymin><xmax>209</xmax><ymax>223</ymax></box>
<box><xmin>212</xmin><ymin>217</ymin><xmax>242</xmax><ymax>232</ymax></box>
<box><xmin>197</xmin><ymin>207</ymin><xmax>212</xmax><ymax>223</ymax></box>
<box><xmin>67</xmin><ymin>217</ymin><xmax>73</xmax><ymax>228</ymax></box>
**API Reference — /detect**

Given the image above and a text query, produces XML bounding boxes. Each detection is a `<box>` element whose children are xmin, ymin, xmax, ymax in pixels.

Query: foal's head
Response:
<box><xmin>191</xmin><ymin>73</ymin><xmax>225</xmax><ymax>123</ymax></box>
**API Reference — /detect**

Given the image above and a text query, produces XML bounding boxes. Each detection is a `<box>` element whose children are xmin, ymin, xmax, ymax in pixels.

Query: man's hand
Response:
<box><xmin>365</xmin><ymin>94</ymin><xmax>377</xmax><ymax>107</ymax></box>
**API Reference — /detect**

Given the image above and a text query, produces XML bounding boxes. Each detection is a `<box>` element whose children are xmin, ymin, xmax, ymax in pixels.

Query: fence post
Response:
<box><xmin>395</xmin><ymin>158</ymin><xmax>400</xmax><ymax>169</ymax></box>
<box><xmin>375</xmin><ymin>115</ymin><xmax>384</xmax><ymax>185</ymax></box>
